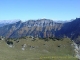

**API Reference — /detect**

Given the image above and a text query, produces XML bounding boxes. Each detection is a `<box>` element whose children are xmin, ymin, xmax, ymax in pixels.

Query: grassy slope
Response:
<box><xmin>0</xmin><ymin>37</ymin><xmax>78</xmax><ymax>60</ymax></box>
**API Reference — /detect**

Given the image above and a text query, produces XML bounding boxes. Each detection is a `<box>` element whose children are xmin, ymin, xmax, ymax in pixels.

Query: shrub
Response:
<box><xmin>32</xmin><ymin>38</ymin><xmax>36</xmax><ymax>41</ymax></box>
<box><xmin>44</xmin><ymin>38</ymin><xmax>49</xmax><ymax>41</ymax></box>
<box><xmin>7</xmin><ymin>41</ymin><xmax>13</xmax><ymax>45</ymax></box>
<box><xmin>57</xmin><ymin>45</ymin><xmax>60</xmax><ymax>47</ymax></box>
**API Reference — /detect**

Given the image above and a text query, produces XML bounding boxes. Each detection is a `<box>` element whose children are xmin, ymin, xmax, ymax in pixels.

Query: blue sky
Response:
<box><xmin>0</xmin><ymin>0</ymin><xmax>80</xmax><ymax>21</ymax></box>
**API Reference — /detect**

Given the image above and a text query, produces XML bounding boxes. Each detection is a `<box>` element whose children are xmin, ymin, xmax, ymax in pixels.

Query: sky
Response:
<box><xmin>0</xmin><ymin>0</ymin><xmax>80</xmax><ymax>21</ymax></box>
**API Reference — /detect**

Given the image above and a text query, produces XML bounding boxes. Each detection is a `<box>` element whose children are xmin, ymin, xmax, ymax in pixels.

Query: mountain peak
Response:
<box><xmin>16</xmin><ymin>20</ymin><xmax>22</xmax><ymax>23</ymax></box>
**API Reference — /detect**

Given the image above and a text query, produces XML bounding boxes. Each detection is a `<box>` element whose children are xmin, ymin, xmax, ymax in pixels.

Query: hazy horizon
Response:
<box><xmin>0</xmin><ymin>18</ymin><xmax>75</xmax><ymax>22</ymax></box>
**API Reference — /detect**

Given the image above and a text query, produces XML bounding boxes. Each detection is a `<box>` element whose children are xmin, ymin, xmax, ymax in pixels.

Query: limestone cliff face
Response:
<box><xmin>72</xmin><ymin>42</ymin><xmax>80</xmax><ymax>59</ymax></box>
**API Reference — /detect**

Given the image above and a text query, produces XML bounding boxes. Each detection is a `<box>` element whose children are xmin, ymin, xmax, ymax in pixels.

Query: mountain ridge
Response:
<box><xmin>0</xmin><ymin>18</ymin><xmax>79</xmax><ymax>43</ymax></box>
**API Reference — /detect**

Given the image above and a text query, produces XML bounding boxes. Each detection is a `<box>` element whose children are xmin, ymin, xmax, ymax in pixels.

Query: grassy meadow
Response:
<box><xmin>0</xmin><ymin>37</ymin><xmax>78</xmax><ymax>60</ymax></box>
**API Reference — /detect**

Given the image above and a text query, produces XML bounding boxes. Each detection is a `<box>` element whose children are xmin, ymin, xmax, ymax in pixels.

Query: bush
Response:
<box><xmin>44</xmin><ymin>38</ymin><xmax>49</xmax><ymax>41</ymax></box>
<box><xmin>57</xmin><ymin>45</ymin><xmax>60</xmax><ymax>47</ymax></box>
<box><xmin>32</xmin><ymin>38</ymin><xmax>36</xmax><ymax>41</ymax></box>
<box><xmin>7</xmin><ymin>41</ymin><xmax>13</xmax><ymax>45</ymax></box>
<box><xmin>16</xmin><ymin>40</ymin><xmax>19</xmax><ymax>43</ymax></box>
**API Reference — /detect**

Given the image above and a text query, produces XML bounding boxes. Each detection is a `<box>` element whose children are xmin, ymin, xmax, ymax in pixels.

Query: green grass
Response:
<box><xmin>0</xmin><ymin>37</ymin><xmax>78</xmax><ymax>60</ymax></box>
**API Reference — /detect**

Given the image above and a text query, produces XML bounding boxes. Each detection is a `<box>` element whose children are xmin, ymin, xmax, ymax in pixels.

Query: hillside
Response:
<box><xmin>55</xmin><ymin>18</ymin><xmax>80</xmax><ymax>43</ymax></box>
<box><xmin>0</xmin><ymin>37</ymin><xmax>78</xmax><ymax>60</ymax></box>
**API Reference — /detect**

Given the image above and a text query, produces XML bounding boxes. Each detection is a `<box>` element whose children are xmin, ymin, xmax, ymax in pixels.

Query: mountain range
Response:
<box><xmin>0</xmin><ymin>18</ymin><xmax>80</xmax><ymax>43</ymax></box>
<box><xmin>0</xmin><ymin>20</ymin><xmax>20</xmax><ymax>27</ymax></box>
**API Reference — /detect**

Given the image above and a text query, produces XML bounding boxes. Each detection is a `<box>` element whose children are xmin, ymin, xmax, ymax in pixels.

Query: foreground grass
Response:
<box><xmin>0</xmin><ymin>37</ymin><xmax>78</xmax><ymax>60</ymax></box>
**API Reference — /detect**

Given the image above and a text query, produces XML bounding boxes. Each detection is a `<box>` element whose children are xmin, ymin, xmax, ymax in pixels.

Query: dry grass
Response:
<box><xmin>0</xmin><ymin>37</ymin><xmax>78</xmax><ymax>60</ymax></box>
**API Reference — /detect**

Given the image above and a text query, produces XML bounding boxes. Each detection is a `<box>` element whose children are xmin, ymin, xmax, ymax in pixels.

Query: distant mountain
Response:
<box><xmin>56</xmin><ymin>20</ymin><xmax>70</xmax><ymax>23</ymax></box>
<box><xmin>0</xmin><ymin>18</ymin><xmax>80</xmax><ymax>43</ymax></box>
<box><xmin>0</xmin><ymin>20</ymin><xmax>20</xmax><ymax>27</ymax></box>
<box><xmin>0</xmin><ymin>20</ymin><xmax>20</xmax><ymax>24</ymax></box>
<box><xmin>0</xmin><ymin>23</ymin><xmax>8</xmax><ymax>27</ymax></box>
